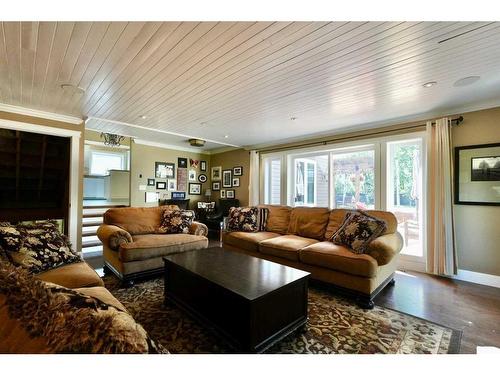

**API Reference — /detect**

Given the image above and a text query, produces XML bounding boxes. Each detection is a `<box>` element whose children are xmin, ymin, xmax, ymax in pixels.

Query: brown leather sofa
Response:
<box><xmin>223</xmin><ymin>205</ymin><xmax>403</xmax><ymax>308</ymax></box>
<box><xmin>97</xmin><ymin>206</ymin><xmax>209</xmax><ymax>286</ymax></box>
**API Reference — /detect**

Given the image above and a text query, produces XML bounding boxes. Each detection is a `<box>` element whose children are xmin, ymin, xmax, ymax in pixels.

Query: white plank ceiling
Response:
<box><xmin>1</xmin><ymin>21</ymin><xmax>500</xmax><ymax>150</ymax></box>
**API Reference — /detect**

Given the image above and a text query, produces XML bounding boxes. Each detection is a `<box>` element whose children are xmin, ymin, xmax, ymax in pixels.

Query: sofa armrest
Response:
<box><xmin>97</xmin><ymin>224</ymin><xmax>133</xmax><ymax>251</ymax></box>
<box><xmin>365</xmin><ymin>232</ymin><xmax>403</xmax><ymax>266</ymax></box>
<box><xmin>189</xmin><ymin>221</ymin><xmax>208</xmax><ymax>237</ymax></box>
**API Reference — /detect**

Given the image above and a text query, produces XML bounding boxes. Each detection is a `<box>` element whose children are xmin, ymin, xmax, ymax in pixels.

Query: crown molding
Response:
<box><xmin>0</xmin><ymin>103</ymin><xmax>83</xmax><ymax>125</ymax></box>
<box><xmin>86</xmin><ymin>116</ymin><xmax>240</xmax><ymax>148</ymax></box>
<box><xmin>133</xmin><ymin>138</ymin><xmax>212</xmax><ymax>155</ymax></box>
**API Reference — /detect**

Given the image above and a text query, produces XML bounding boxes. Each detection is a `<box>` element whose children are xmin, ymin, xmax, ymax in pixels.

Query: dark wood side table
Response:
<box><xmin>163</xmin><ymin>247</ymin><xmax>310</xmax><ymax>353</ymax></box>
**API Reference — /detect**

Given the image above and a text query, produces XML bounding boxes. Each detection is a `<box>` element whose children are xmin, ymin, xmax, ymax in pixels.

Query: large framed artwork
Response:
<box><xmin>155</xmin><ymin>162</ymin><xmax>175</xmax><ymax>179</ymax></box>
<box><xmin>454</xmin><ymin>142</ymin><xmax>500</xmax><ymax>206</ymax></box>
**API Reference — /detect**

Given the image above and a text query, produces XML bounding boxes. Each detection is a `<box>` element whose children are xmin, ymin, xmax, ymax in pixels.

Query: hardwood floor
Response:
<box><xmin>86</xmin><ymin>240</ymin><xmax>500</xmax><ymax>354</ymax></box>
<box><xmin>375</xmin><ymin>270</ymin><xmax>500</xmax><ymax>353</ymax></box>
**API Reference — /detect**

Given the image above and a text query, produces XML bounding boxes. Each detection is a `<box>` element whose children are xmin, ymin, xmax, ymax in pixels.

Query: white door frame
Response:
<box><xmin>0</xmin><ymin>119</ymin><xmax>81</xmax><ymax>248</ymax></box>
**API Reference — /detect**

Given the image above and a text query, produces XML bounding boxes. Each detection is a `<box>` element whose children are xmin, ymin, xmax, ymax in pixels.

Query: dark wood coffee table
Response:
<box><xmin>163</xmin><ymin>247</ymin><xmax>310</xmax><ymax>353</ymax></box>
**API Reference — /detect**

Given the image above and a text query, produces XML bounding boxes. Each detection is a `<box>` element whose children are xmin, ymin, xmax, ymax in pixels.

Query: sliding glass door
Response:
<box><xmin>385</xmin><ymin>136</ymin><xmax>426</xmax><ymax>269</ymax></box>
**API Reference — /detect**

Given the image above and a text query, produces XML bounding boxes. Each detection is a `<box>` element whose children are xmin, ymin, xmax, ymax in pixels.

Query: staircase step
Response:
<box><xmin>82</xmin><ymin>240</ymin><xmax>102</xmax><ymax>248</ymax></box>
<box><xmin>83</xmin><ymin>218</ymin><xmax>102</xmax><ymax>227</ymax></box>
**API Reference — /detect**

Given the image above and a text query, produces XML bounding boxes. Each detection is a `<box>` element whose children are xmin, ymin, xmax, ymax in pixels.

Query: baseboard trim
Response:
<box><xmin>452</xmin><ymin>269</ymin><xmax>500</xmax><ymax>289</ymax></box>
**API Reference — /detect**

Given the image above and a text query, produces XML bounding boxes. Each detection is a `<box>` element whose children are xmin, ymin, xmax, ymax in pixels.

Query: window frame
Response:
<box><xmin>89</xmin><ymin>149</ymin><xmax>128</xmax><ymax>176</ymax></box>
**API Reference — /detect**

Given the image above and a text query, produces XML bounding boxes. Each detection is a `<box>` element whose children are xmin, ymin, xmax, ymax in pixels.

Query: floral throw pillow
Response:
<box><xmin>159</xmin><ymin>210</ymin><xmax>195</xmax><ymax>234</ymax></box>
<box><xmin>227</xmin><ymin>207</ymin><xmax>259</xmax><ymax>232</ymax></box>
<box><xmin>330</xmin><ymin>211</ymin><xmax>387</xmax><ymax>254</ymax></box>
<box><xmin>1</xmin><ymin>221</ymin><xmax>82</xmax><ymax>274</ymax></box>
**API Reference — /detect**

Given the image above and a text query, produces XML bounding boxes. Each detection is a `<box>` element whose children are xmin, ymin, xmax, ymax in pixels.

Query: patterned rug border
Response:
<box><xmin>378</xmin><ymin>304</ymin><xmax>462</xmax><ymax>354</ymax></box>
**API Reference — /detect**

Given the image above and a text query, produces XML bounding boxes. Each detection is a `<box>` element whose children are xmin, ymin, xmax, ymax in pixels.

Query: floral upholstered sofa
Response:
<box><xmin>223</xmin><ymin>205</ymin><xmax>403</xmax><ymax>308</ymax></box>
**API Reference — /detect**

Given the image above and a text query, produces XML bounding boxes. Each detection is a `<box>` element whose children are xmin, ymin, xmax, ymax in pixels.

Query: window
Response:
<box><xmin>90</xmin><ymin>151</ymin><xmax>127</xmax><ymax>176</ymax></box>
<box><xmin>332</xmin><ymin>149</ymin><xmax>375</xmax><ymax>209</ymax></box>
<box><xmin>290</xmin><ymin>154</ymin><xmax>329</xmax><ymax>207</ymax></box>
<box><xmin>263</xmin><ymin>157</ymin><xmax>281</xmax><ymax>204</ymax></box>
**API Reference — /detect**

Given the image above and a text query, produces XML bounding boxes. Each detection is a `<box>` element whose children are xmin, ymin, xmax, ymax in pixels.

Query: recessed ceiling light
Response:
<box><xmin>139</xmin><ymin>115</ymin><xmax>147</xmax><ymax>119</ymax></box>
<box><xmin>200</xmin><ymin>122</ymin><xmax>207</xmax><ymax>126</ymax></box>
<box><xmin>60</xmin><ymin>83</ymin><xmax>85</xmax><ymax>95</ymax></box>
<box><xmin>422</xmin><ymin>81</ymin><xmax>437</xmax><ymax>88</ymax></box>
<box><xmin>454</xmin><ymin>76</ymin><xmax>480</xmax><ymax>87</ymax></box>
<box><xmin>224</xmin><ymin>135</ymin><xmax>229</xmax><ymax>138</ymax></box>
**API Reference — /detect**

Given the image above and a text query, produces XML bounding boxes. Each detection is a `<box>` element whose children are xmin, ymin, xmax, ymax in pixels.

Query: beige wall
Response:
<box><xmin>0</xmin><ymin>111</ymin><xmax>85</xmax><ymax>252</ymax></box>
<box><xmin>130</xmin><ymin>141</ymin><xmax>210</xmax><ymax>208</ymax></box>
<box><xmin>210</xmin><ymin>149</ymin><xmax>251</xmax><ymax>206</ymax></box>
<box><xmin>451</xmin><ymin>107</ymin><xmax>500</xmax><ymax>276</ymax></box>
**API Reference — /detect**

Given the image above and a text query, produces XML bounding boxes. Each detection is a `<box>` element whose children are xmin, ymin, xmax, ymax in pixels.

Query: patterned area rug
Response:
<box><xmin>104</xmin><ymin>276</ymin><xmax>461</xmax><ymax>354</ymax></box>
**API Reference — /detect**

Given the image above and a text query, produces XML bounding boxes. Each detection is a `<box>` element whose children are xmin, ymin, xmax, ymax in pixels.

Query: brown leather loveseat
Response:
<box><xmin>98</xmin><ymin>205</ymin><xmax>209</xmax><ymax>286</ymax></box>
<box><xmin>223</xmin><ymin>205</ymin><xmax>403</xmax><ymax>308</ymax></box>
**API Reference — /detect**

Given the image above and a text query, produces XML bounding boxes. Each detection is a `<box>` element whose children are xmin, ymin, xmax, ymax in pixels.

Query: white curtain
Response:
<box><xmin>248</xmin><ymin>150</ymin><xmax>260</xmax><ymax>206</ymax></box>
<box><xmin>426</xmin><ymin>118</ymin><xmax>457</xmax><ymax>276</ymax></box>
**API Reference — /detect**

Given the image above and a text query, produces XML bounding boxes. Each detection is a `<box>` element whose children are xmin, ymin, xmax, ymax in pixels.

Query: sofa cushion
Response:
<box><xmin>258</xmin><ymin>205</ymin><xmax>292</xmax><ymax>234</ymax></box>
<box><xmin>324</xmin><ymin>209</ymin><xmax>398</xmax><ymax>240</ymax></box>
<box><xmin>36</xmin><ymin>261</ymin><xmax>104</xmax><ymax>289</ymax></box>
<box><xmin>331</xmin><ymin>211</ymin><xmax>387</xmax><ymax>254</ymax></box>
<box><xmin>159</xmin><ymin>209</ymin><xmax>195</xmax><ymax>234</ymax></box>
<box><xmin>73</xmin><ymin>286</ymin><xmax>127</xmax><ymax>312</ymax></box>
<box><xmin>119</xmin><ymin>234</ymin><xmax>208</xmax><ymax>262</ymax></box>
<box><xmin>1</xmin><ymin>221</ymin><xmax>82</xmax><ymax>274</ymax></box>
<box><xmin>227</xmin><ymin>207</ymin><xmax>259</xmax><ymax>232</ymax></box>
<box><xmin>0</xmin><ymin>261</ymin><xmax>162</xmax><ymax>354</ymax></box>
<box><xmin>299</xmin><ymin>241</ymin><xmax>378</xmax><ymax>278</ymax></box>
<box><xmin>287</xmin><ymin>207</ymin><xmax>330</xmax><ymax>240</ymax></box>
<box><xmin>259</xmin><ymin>235</ymin><xmax>318</xmax><ymax>261</ymax></box>
<box><xmin>103</xmin><ymin>206</ymin><xmax>178</xmax><ymax>235</ymax></box>
<box><xmin>223</xmin><ymin>231</ymin><xmax>281</xmax><ymax>252</ymax></box>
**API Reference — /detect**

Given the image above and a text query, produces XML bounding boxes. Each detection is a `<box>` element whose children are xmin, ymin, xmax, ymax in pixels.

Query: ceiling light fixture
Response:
<box><xmin>60</xmin><ymin>83</ymin><xmax>85</xmax><ymax>95</ymax></box>
<box><xmin>188</xmin><ymin>138</ymin><xmax>206</xmax><ymax>147</ymax></box>
<box><xmin>100</xmin><ymin>132</ymin><xmax>125</xmax><ymax>147</ymax></box>
<box><xmin>422</xmin><ymin>81</ymin><xmax>437</xmax><ymax>88</ymax></box>
<box><xmin>139</xmin><ymin>115</ymin><xmax>147</xmax><ymax>119</ymax></box>
<box><xmin>454</xmin><ymin>76</ymin><xmax>480</xmax><ymax>87</ymax></box>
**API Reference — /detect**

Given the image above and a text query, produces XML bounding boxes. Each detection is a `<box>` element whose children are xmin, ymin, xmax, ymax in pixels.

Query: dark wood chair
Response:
<box><xmin>204</xmin><ymin>198</ymin><xmax>240</xmax><ymax>237</ymax></box>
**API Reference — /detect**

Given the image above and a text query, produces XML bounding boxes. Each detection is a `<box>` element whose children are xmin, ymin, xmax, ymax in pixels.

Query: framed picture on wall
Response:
<box><xmin>189</xmin><ymin>183</ymin><xmax>202</xmax><ymax>195</ymax></box>
<box><xmin>188</xmin><ymin>169</ymin><xmax>197</xmax><ymax>182</ymax></box>
<box><xmin>211</xmin><ymin>166</ymin><xmax>222</xmax><ymax>181</ymax></box>
<box><xmin>220</xmin><ymin>190</ymin><xmax>226</xmax><ymax>198</ymax></box>
<box><xmin>155</xmin><ymin>162</ymin><xmax>175</xmax><ymax>179</ymax></box>
<box><xmin>212</xmin><ymin>181</ymin><xmax>220</xmax><ymax>191</ymax></box>
<box><xmin>200</xmin><ymin>160</ymin><xmax>207</xmax><ymax>171</ymax></box>
<box><xmin>178</xmin><ymin>157</ymin><xmax>188</xmax><ymax>168</ymax></box>
<box><xmin>156</xmin><ymin>181</ymin><xmax>166</xmax><ymax>190</ymax></box>
<box><xmin>198</xmin><ymin>174</ymin><xmax>207</xmax><ymax>183</ymax></box>
<box><xmin>233</xmin><ymin>166</ymin><xmax>243</xmax><ymax>176</ymax></box>
<box><xmin>232</xmin><ymin>177</ymin><xmax>240</xmax><ymax>187</ymax></box>
<box><xmin>167</xmin><ymin>179</ymin><xmax>177</xmax><ymax>191</ymax></box>
<box><xmin>455</xmin><ymin>142</ymin><xmax>500</xmax><ymax>205</ymax></box>
<box><xmin>222</xmin><ymin>169</ymin><xmax>232</xmax><ymax>187</ymax></box>
<box><xmin>226</xmin><ymin>190</ymin><xmax>235</xmax><ymax>199</ymax></box>
<box><xmin>147</xmin><ymin>178</ymin><xmax>155</xmax><ymax>186</ymax></box>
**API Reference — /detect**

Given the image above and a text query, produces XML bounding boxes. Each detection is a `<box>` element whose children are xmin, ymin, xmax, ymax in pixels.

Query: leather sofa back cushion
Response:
<box><xmin>324</xmin><ymin>209</ymin><xmax>398</xmax><ymax>240</ymax></box>
<box><xmin>287</xmin><ymin>207</ymin><xmax>330</xmax><ymax>240</ymax></box>
<box><xmin>103</xmin><ymin>205</ymin><xmax>179</xmax><ymax>235</ymax></box>
<box><xmin>258</xmin><ymin>205</ymin><xmax>292</xmax><ymax>234</ymax></box>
